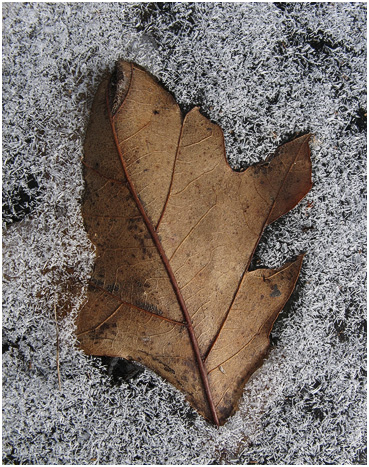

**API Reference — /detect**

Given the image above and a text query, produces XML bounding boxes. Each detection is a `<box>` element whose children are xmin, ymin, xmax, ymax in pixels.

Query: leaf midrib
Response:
<box><xmin>106</xmin><ymin>68</ymin><xmax>220</xmax><ymax>426</ymax></box>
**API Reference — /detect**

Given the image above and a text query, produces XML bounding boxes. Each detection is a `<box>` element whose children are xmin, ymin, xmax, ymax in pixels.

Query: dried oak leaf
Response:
<box><xmin>78</xmin><ymin>61</ymin><xmax>312</xmax><ymax>426</ymax></box>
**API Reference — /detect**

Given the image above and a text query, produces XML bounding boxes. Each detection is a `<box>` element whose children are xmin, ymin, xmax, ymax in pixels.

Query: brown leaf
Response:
<box><xmin>78</xmin><ymin>61</ymin><xmax>312</xmax><ymax>425</ymax></box>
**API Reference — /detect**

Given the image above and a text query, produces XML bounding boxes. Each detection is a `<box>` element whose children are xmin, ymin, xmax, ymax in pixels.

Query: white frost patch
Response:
<box><xmin>3</xmin><ymin>2</ymin><xmax>366</xmax><ymax>464</ymax></box>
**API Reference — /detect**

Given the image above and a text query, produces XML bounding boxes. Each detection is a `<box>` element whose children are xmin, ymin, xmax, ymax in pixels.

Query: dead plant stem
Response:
<box><xmin>54</xmin><ymin>296</ymin><xmax>61</xmax><ymax>391</ymax></box>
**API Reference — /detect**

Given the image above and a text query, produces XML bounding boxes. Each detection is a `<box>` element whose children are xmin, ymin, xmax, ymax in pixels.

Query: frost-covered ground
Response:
<box><xmin>2</xmin><ymin>2</ymin><xmax>366</xmax><ymax>464</ymax></box>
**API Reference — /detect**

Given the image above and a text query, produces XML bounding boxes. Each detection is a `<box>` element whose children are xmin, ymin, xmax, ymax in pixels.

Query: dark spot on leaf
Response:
<box><xmin>270</xmin><ymin>284</ymin><xmax>281</xmax><ymax>297</ymax></box>
<box><xmin>163</xmin><ymin>363</ymin><xmax>175</xmax><ymax>375</ymax></box>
